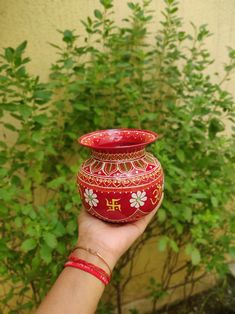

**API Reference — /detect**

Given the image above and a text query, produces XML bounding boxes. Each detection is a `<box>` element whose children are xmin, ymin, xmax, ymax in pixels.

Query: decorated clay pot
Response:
<box><xmin>77</xmin><ymin>129</ymin><xmax>164</xmax><ymax>223</ymax></box>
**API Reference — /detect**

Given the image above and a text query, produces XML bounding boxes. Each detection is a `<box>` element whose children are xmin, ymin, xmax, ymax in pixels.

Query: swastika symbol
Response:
<box><xmin>106</xmin><ymin>199</ymin><xmax>121</xmax><ymax>211</ymax></box>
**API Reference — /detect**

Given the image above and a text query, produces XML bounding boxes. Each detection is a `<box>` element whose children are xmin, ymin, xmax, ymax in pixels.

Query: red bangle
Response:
<box><xmin>68</xmin><ymin>254</ymin><xmax>111</xmax><ymax>278</ymax></box>
<box><xmin>64</xmin><ymin>260</ymin><xmax>110</xmax><ymax>286</ymax></box>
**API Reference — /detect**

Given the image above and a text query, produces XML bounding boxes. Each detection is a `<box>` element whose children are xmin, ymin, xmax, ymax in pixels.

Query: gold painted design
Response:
<box><xmin>150</xmin><ymin>185</ymin><xmax>162</xmax><ymax>205</ymax></box>
<box><xmin>91</xmin><ymin>160</ymin><xmax>103</xmax><ymax>172</ymax></box>
<box><xmin>144</xmin><ymin>153</ymin><xmax>157</xmax><ymax>164</ymax></box>
<box><xmin>133</xmin><ymin>159</ymin><xmax>148</xmax><ymax>170</ymax></box>
<box><xmin>77</xmin><ymin>167</ymin><xmax>163</xmax><ymax>190</ymax></box>
<box><xmin>89</xmin><ymin>205</ymin><xmax>153</xmax><ymax>223</ymax></box>
<box><xmin>92</xmin><ymin>149</ymin><xmax>145</xmax><ymax>161</ymax></box>
<box><xmin>106</xmin><ymin>199</ymin><xmax>121</xmax><ymax>211</ymax></box>
<box><xmin>79</xmin><ymin>149</ymin><xmax>163</xmax><ymax>192</ymax></box>
<box><xmin>118</xmin><ymin>162</ymin><xmax>132</xmax><ymax>173</ymax></box>
<box><xmin>103</xmin><ymin>163</ymin><xmax>117</xmax><ymax>175</ymax></box>
<box><xmin>88</xmin><ymin>193</ymin><xmax>164</xmax><ymax>223</ymax></box>
<box><xmin>78</xmin><ymin>169</ymin><xmax>162</xmax><ymax>188</ymax></box>
<box><xmin>78</xmin><ymin>185</ymin><xmax>83</xmax><ymax>197</ymax></box>
<box><xmin>86</xmin><ymin>153</ymin><xmax>160</xmax><ymax>176</ymax></box>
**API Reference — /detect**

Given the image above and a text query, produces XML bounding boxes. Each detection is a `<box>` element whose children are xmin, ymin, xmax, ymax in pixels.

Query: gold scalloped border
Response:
<box><xmin>92</xmin><ymin>149</ymin><xmax>145</xmax><ymax>161</ymax></box>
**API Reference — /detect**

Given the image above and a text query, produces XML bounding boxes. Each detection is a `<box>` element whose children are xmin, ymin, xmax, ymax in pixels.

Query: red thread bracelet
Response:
<box><xmin>64</xmin><ymin>260</ymin><xmax>110</xmax><ymax>286</ymax></box>
<box><xmin>68</xmin><ymin>254</ymin><xmax>111</xmax><ymax>279</ymax></box>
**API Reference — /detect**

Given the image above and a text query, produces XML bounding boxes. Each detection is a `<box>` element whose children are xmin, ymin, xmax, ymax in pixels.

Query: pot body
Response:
<box><xmin>77</xmin><ymin>129</ymin><xmax>164</xmax><ymax>223</ymax></box>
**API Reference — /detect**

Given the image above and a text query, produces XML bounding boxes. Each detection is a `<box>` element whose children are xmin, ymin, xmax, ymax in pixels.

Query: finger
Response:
<box><xmin>133</xmin><ymin>206</ymin><xmax>158</xmax><ymax>231</ymax></box>
<box><xmin>78</xmin><ymin>208</ymin><xmax>85</xmax><ymax>220</ymax></box>
<box><xmin>133</xmin><ymin>193</ymin><xmax>164</xmax><ymax>231</ymax></box>
<box><xmin>78</xmin><ymin>208</ymin><xmax>90</xmax><ymax>224</ymax></box>
<box><xmin>79</xmin><ymin>207</ymin><xmax>106</xmax><ymax>226</ymax></box>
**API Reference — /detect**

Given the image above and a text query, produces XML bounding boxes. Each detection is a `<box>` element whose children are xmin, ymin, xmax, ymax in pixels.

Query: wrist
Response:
<box><xmin>75</xmin><ymin>239</ymin><xmax>118</xmax><ymax>271</ymax></box>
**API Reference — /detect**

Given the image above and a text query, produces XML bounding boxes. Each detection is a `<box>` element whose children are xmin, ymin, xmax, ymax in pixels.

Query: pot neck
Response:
<box><xmin>91</xmin><ymin>148</ymin><xmax>146</xmax><ymax>161</ymax></box>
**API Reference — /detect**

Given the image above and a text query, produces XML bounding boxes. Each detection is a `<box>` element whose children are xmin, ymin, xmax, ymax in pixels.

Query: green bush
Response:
<box><xmin>0</xmin><ymin>0</ymin><xmax>235</xmax><ymax>312</ymax></box>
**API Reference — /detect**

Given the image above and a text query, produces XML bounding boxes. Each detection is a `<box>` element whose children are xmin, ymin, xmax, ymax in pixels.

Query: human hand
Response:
<box><xmin>76</xmin><ymin>194</ymin><xmax>163</xmax><ymax>271</ymax></box>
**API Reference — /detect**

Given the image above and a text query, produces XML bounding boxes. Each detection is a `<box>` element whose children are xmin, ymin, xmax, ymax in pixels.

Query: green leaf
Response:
<box><xmin>21</xmin><ymin>239</ymin><xmax>37</xmax><ymax>252</ymax></box>
<box><xmin>228</xmin><ymin>48</ymin><xmax>235</xmax><ymax>59</ymax></box>
<box><xmin>43</xmin><ymin>233</ymin><xmax>58</xmax><ymax>249</ymax></box>
<box><xmin>34</xmin><ymin>151</ymin><xmax>44</xmax><ymax>161</ymax></box>
<box><xmin>49</xmin><ymin>42</ymin><xmax>62</xmax><ymax>50</ymax></box>
<box><xmin>22</xmin><ymin>57</ymin><xmax>30</xmax><ymax>64</ymax></box>
<box><xmin>56</xmin><ymin>242</ymin><xmax>66</xmax><ymax>254</ymax></box>
<box><xmin>158</xmin><ymin>236</ymin><xmax>168</xmax><ymax>252</ymax></box>
<box><xmin>185</xmin><ymin>244</ymin><xmax>201</xmax><ymax>265</ymax></box>
<box><xmin>191</xmin><ymin>248</ymin><xmax>201</xmax><ymax>265</ymax></box>
<box><xmin>63</xmin><ymin>30</ymin><xmax>76</xmax><ymax>43</ymax></box>
<box><xmin>94</xmin><ymin>9</ymin><xmax>103</xmax><ymax>20</ymax></box>
<box><xmin>48</xmin><ymin>177</ymin><xmax>66</xmax><ymax>189</ymax></box>
<box><xmin>229</xmin><ymin>247</ymin><xmax>235</xmax><ymax>258</ymax></box>
<box><xmin>0</xmin><ymin>240</ymin><xmax>9</xmax><ymax>255</ymax></box>
<box><xmin>66</xmin><ymin>220</ymin><xmax>77</xmax><ymax>235</ymax></box>
<box><xmin>158</xmin><ymin>209</ymin><xmax>166</xmax><ymax>222</ymax></box>
<box><xmin>54</xmin><ymin>101</ymin><xmax>65</xmax><ymax>110</ymax></box>
<box><xmin>19</xmin><ymin>105</ymin><xmax>32</xmax><ymax>119</ymax></box>
<box><xmin>40</xmin><ymin>244</ymin><xmax>52</xmax><ymax>264</ymax></box>
<box><xmin>64</xmin><ymin>58</ymin><xmax>74</xmax><ymax>69</ymax></box>
<box><xmin>169</xmin><ymin>7</ymin><xmax>178</xmax><ymax>14</ymax></box>
<box><xmin>74</xmin><ymin>103</ymin><xmax>89</xmax><ymax>111</ymax></box>
<box><xmin>0</xmin><ymin>153</ymin><xmax>7</xmax><ymax>165</ymax></box>
<box><xmin>14</xmin><ymin>217</ymin><xmax>22</xmax><ymax>228</ymax></box>
<box><xmin>1</xmin><ymin>103</ymin><xmax>18</xmax><ymax>112</ymax></box>
<box><xmin>16</xmin><ymin>66</ymin><xmax>27</xmax><ymax>77</ymax></box>
<box><xmin>170</xmin><ymin>240</ymin><xmax>179</xmax><ymax>252</ymax></box>
<box><xmin>209</xmin><ymin>118</ymin><xmax>225</xmax><ymax>139</ymax></box>
<box><xmin>32</xmin><ymin>131</ymin><xmax>42</xmax><ymax>143</ymax></box>
<box><xmin>185</xmin><ymin>243</ymin><xmax>193</xmax><ymax>255</ymax></box>
<box><xmin>100</xmin><ymin>0</ymin><xmax>113</xmax><ymax>9</ymax></box>
<box><xmin>211</xmin><ymin>196</ymin><xmax>218</xmax><ymax>208</ymax></box>
<box><xmin>4</xmin><ymin>47</ymin><xmax>14</xmax><ymax>62</ymax></box>
<box><xmin>176</xmin><ymin>149</ymin><xmax>185</xmax><ymax>163</ymax></box>
<box><xmin>33</xmin><ymin>114</ymin><xmax>48</xmax><ymax>125</ymax></box>
<box><xmin>127</xmin><ymin>2</ymin><xmax>136</xmax><ymax>10</ymax></box>
<box><xmin>33</xmin><ymin>90</ymin><xmax>51</xmax><ymax>104</ymax></box>
<box><xmin>0</xmin><ymin>168</ymin><xmax>8</xmax><ymax>178</ymax></box>
<box><xmin>22</xmin><ymin>205</ymin><xmax>32</xmax><ymax>215</ymax></box>
<box><xmin>11</xmin><ymin>175</ymin><xmax>21</xmax><ymax>186</ymax></box>
<box><xmin>3</xmin><ymin>123</ymin><xmax>17</xmax><ymax>131</ymax></box>
<box><xmin>15</xmin><ymin>41</ymin><xmax>27</xmax><ymax>56</ymax></box>
<box><xmin>230</xmin><ymin>217</ymin><xmax>235</xmax><ymax>233</ymax></box>
<box><xmin>0</xmin><ymin>75</ymin><xmax>8</xmax><ymax>83</ymax></box>
<box><xmin>175</xmin><ymin>222</ymin><xmax>183</xmax><ymax>235</ymax></box>
<box><xmin>183</xmin><ymin>208</ymin><xmax>192</xmax><ymax>222</ymax></box>
<box><xmin>54</xmin><ymin>221</ymin><xmax>66</xmax><ymax>236</ymax></box>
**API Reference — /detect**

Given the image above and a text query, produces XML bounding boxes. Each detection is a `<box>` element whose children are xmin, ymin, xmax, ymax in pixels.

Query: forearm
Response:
<box><xmin>36</xmin><ymin>266</ymin><xmax>104</xmax><ymax>314</ymax></box>
<box><xmin>35</xmin><ymin>205</ymin><xmax>157</xmax><ymax>314</ymax></box>
<box><xmin>35</xmin><ymin>247</ymin><xmax>116</xmax><ymax>314</ymax></box>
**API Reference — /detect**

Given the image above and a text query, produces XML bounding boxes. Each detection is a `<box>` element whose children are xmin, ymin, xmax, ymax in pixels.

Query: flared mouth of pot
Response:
<box><xmin>78</xmin><ymin>129</ymin><xmax>158</xmax><ymax>151</ymax></box>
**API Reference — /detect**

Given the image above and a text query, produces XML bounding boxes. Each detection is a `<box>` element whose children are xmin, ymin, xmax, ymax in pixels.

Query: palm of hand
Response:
<box><xmin>78</xmin><ymin>205</ymin><xmax>160</xmax><ymax>266</ymax></box>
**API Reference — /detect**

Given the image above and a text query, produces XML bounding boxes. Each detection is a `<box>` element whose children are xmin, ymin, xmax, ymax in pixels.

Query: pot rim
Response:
<box><xmin>78</xmin><ymin>128</ymin><xmax>159</xmax><ymax>151</ymax></box>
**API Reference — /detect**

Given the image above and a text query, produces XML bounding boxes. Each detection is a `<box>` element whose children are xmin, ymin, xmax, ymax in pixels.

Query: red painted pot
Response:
<box><xmin>77</xmin><ymin>129</ymin><xmax>164</xmax><ymax>223</ymax></box>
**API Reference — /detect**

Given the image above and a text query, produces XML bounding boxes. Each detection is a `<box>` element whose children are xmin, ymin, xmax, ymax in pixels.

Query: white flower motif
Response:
<box><xmin>130</xmin><ymin>191</ymin><xmax>147</xmax><ymax>208</ymax></box>
<box><xmin>84</xmin><ymin>188</ymin><xmax>99</xmax><ymax>207</ymax></box>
